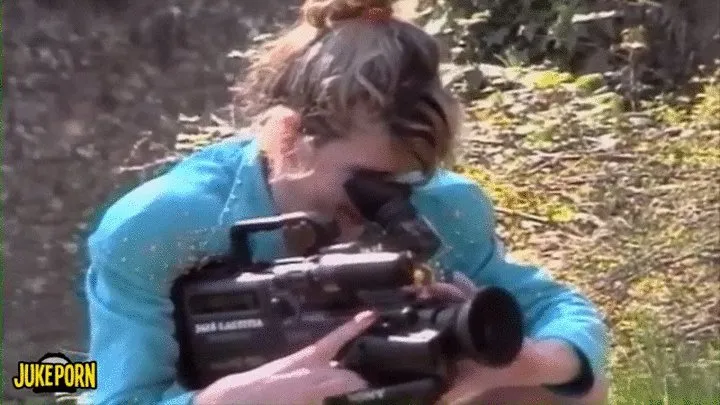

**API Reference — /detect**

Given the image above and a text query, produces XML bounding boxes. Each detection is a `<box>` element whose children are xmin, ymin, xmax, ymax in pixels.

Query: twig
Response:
<box><xmin>658</xmin><ymin>251</ymin><xmax>700</xmax><ymax>267</ymax></box>
<box><xmin>564</xmin><ymin>174</ymin><xmax>607</xmax><ymax>185</ymax></box>
<box><xmin>537</xmin><ymin>151</ymin><xmax>637</xmax><ymax>162</ymax></box>
<box><xmin>113</xmin><ymin>156</ymin><xmax>182</xmax><ymax>174</ymax></box>
<box><xmin>59</xmin><ymin>348</ymin><xmax>89</xmax><ymax>357</ymax></box>
<box><xmin>123</xmin><ymin>136</ymin><xmax>151</xmax><ymax>166</ymax></box>
<box><xmin>525</xmin><ymin>155</ymin><xmax>566</xmax><ymax>175</ymax></box>
<box><xmin>466</xmin><ymin>138</ymin><xmax>507</xmax><ymax>146</ymax></box>
<box><xmin>683</xmin><ymin>322</ymin><xmax>720</xmax><ymax>340</ymax></box>
<box><xmin>495</xmin><ymin>207</ymin><xmax>551</xmax><ymax>224</ymax></box>
<box><xmin>592</xmin><ymin>152</ymin><xmax>638</xmax><ymax>161</ymax></box>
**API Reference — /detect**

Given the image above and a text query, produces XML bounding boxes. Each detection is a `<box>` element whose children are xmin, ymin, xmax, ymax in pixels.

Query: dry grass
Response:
<box><xmin>452</xmin><ymin>65</ymin><xmax>720</xmax><ymax>403</ymax></box>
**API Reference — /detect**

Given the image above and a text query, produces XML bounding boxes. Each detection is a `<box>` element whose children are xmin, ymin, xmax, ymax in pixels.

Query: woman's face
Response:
<box><xmin>280</xmin><ymin>107</ymin><xmax>427</xmax><ymax>241</ymax></box>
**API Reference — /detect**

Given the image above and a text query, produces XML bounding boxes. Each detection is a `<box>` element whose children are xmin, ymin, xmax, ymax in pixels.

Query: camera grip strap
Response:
<box><xmin>323</xmin><ymin>378</ymin><xmax>443</xmax><ymax>405</ymax></box>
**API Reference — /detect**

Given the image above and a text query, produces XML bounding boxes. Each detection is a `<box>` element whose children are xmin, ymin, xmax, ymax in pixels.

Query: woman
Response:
<box><xmin>84</xmin><ymin>0</ymin><xmax>610</xmax><ymax>404</ymax></box>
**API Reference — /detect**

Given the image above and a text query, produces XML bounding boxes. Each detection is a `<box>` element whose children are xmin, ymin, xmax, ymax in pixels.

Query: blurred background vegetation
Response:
<box><xmin>4</xmin><ymin>0</ymin><xmax>718</xmax><ymax>404</ymax></box>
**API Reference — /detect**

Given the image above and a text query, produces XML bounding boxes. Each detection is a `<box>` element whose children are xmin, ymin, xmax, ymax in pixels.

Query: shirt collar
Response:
<box><xmin>226</xmin><ymin>137</ymin><xmax>287</xmax><ymax>262</ymax></box>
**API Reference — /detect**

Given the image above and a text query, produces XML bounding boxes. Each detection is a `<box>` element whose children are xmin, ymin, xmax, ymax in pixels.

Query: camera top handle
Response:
<box><xmin>229</xmin><ymin>212</ymin><xmax>341</xmax><ymax>266</ymax></box>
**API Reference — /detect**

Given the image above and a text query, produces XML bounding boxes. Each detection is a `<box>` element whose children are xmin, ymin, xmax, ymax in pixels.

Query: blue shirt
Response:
<box><xmin>84</xmin><ymin>137</ymin><xmax>608</xmax><ymax>404</ymax></box>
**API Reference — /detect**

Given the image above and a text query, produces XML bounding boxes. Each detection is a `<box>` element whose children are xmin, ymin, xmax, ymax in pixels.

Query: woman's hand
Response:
<box><xmin>418</xmin><ymin>274</ymin><xmax>609</xmax><ymax>405</ymax></box>
<box><xmin>194</xmin><ymin>310</ymin><xmax>377</xmax><ymax>405</ymax></box>
<box><xmin>411</xmin><ymin>273</ymin><xmax>499</xmax><ymax>405</ymax></box>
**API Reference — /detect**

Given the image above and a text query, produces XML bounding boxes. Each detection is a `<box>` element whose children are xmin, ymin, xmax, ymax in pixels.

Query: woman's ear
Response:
<box><xmin>259</xmin><ymin>105</ymin><xmax>302</xmax><ymax>156</ymax></box>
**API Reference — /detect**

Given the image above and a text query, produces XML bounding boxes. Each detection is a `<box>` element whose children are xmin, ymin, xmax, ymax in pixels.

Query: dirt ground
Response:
<box><xmin>2</xmin><ymin>0</ymin><xmax>296</xmax><ymax>399</ymax></box>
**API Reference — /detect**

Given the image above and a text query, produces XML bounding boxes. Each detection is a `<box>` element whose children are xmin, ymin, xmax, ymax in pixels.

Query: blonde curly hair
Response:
<box><xmin>236</xmin><ymin>0</ymin><xmax>461</xmax><ymax>173</ymax></box>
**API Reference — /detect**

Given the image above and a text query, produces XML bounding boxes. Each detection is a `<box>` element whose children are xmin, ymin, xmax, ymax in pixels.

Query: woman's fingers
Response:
<box><xmin>450</xmin><ymin>272</ymin><xmax>479</xmax><ymax>296</ymax></box>
<box><xmin>425</xmin><ymin>283</ymin><xmax>468</xmax><ymax>302</ymax></box>
<box><xmin>258</xmin><ymin>310</ymin><xmax>377</xmax><ymax>374</ymax></box>
<box><xmin>309</xmin><ymin>368</ymin><xmax>369</xmax><ymax>400</ymax></box>
<box><xmin>275</xmin><ymin>367</ymin><xmax>367</xmax><ymax>405</ymax></box>
<box><xmin>255</xmin><ymin>274</ymin><xmax>479</xmax><ymax>382</ymax></box>
<box><xmin>402</xmin><ymin>272</ymin><xmax>480</xmax><ymax>303</ymax></box>
<box><xmin>312</xmin><ymin>310</ymin><xmax>378</xmax><ymax>361</ymax></box>
<box><xmin>250</xmin><ymin>367</ymin><xmax>368</xmax><ymax>405</ymax></box>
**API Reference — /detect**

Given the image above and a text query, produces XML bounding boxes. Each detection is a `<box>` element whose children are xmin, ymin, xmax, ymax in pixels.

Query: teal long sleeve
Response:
<box><xmin>84</xmin><ymin>140</ymin><xmax>254</xmax><ymax>404</ymax></box>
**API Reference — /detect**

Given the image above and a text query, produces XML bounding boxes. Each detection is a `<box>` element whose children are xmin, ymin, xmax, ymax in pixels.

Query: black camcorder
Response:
<box><xmin>170</xmin><ymin>170</ymin><xmax>525</xmax><ymax>404</ymax></box>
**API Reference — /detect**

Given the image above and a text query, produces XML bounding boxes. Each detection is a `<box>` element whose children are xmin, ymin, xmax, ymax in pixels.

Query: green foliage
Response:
<box><xmin>520</xmin><ymin>69</ymin><xmax>574</xmax><ymax>89</ymax></box>
<box><xmin>610</xmin><ymin>317</ymin><xmax>720</xmax><ymax>404</ymax></box>
<box><xmin>453</xmin><ymin>62</ymin><xmax>720</xmax><ymax>402</ymax></box>
<box><xmin>573</xmin><ymin>73</ymin><xmax>605</xmax><ymax>94</ymax></box>
<box><xmin>416</xmin><ymin>0</ymin><xmax>589</xmax><ymax>69</ymax></box>
<box><xmin>693</xmin><ymin>83</ymin><xmax>720</xmax><ymax>128</ymax></box>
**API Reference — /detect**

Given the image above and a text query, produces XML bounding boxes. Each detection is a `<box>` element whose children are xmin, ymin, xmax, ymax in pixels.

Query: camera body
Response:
<box><xmin>171</xmin><ymin>172</ymin><xmax>525</xmax><ymax>404</ymax></box>
<box><xmin>171</xmin><ymin>213</ymin><xmax>426</xmax><ymax>387</ymax></box>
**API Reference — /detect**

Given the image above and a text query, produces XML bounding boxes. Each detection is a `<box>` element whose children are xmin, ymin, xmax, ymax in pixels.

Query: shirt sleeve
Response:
<box><xmin>414</xmin><ymin>174</ymin><xmax>609</xmax><ymax>397</ymax></box>
<box><xmin>477</xmin><ymin>235</ymin><xmax>605</xmax><ymax>395</ymax></box>
<box><xmin>84</xmin><ymin>159</ymin><xmax>228</xmax><ymax>404</ymax></box>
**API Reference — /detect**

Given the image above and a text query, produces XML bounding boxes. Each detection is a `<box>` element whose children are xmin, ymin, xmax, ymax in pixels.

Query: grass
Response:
<box><xmin>609</xmin><ymin>334</ymin><xmax>720</xmax><ymax>404</ymax></box>
<box><xmin>452</xmin><ymin>64</ymin><xmax>720</xmax><ymax>404</ymax></box>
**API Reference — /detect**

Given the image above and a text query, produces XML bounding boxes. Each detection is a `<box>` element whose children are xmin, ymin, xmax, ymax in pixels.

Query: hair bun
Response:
<box><xmin>302</xmin><ymin>0</ymin><xmax>395</xmax><ymax>30</ymax></box>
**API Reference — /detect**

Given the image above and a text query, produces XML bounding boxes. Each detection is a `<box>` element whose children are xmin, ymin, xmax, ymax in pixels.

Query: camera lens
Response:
<box><xmin>455</xmin><ymin>287</ymin><xmax>524</xmax><ymax>367</ymax></box>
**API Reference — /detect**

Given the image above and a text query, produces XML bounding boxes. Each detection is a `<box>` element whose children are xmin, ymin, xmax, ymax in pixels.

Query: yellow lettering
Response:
<box><xmin>83</xmin><ymin>363</ymin><xmax>97</xmax><ymax>389</ymax></box>
<box><xmin>11</xmin><ymin>360</ymin><xmax>98</xmax><ymax>391</ymax></box>
<box><xmin>74</xmin><ymin>364</ymin><xmax>84</xmax><ymax>387</ymax></box>
<box><xmin>44</xmin><ymin>365</ymin><xmax>53</xmax><ymax>387</ymax></box>
<box><xmin>12</xmin><ymin>363</ymin><xmax>28</xmax><ymax>388</ymax></box>
<box><xmin>54</xmin><ymin>365</ymin><xmax>65</xmax><ymax>387</ymax></box>
<box><xmin>64</xmin><ymin>364</ymin><xmax>74</xmax><ymax>387</ymax></box>
<box><xmin>26</xmin><ymin>364</ymin><xmax>36</xmax><ymax>387</ymax></box>
<box><xmin>34</xmin><ymin>365</ymin><xmax>44</xmax><ymax>387</ymax></box>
